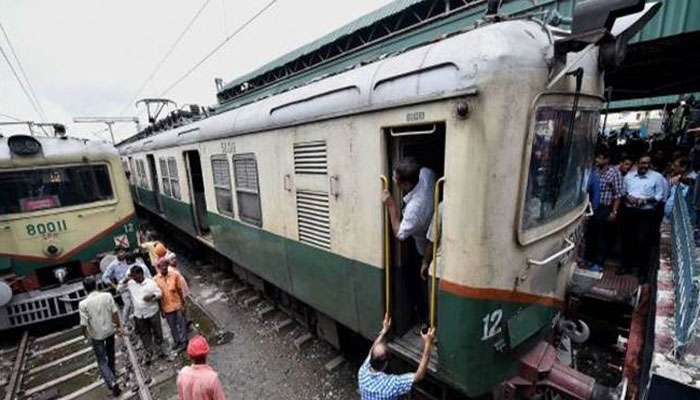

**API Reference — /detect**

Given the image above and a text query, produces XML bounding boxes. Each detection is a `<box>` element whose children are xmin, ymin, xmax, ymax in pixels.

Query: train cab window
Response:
<box><xmin>0</xmin><ymin>164</ymin><xmax>113</xmax><ymax>215</ymax></box>
<box><xmin>522</xmin><ymin>107</ymin><xmax>598</xmax><ymax>230</ymax></box>
<box><xmin>211</xmin><ymin>156</ymin><xmax>234</xmax><ymax>216</ymax></box>
<box><xmin>233</xmin><ymin>153</ymin><xmax>262</xmax><ymax>226</ymax></box>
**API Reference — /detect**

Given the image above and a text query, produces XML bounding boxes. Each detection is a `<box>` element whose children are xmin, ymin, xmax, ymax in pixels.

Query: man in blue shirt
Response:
<box><xmin>358</xmin><ymin>313</ymin><xmax>434</xmax><ymax>400</ymax></box>
<box><xmin>620</xmin><ymin>154</ymin><xmax>666</xmax><ymax>282</ymax></box>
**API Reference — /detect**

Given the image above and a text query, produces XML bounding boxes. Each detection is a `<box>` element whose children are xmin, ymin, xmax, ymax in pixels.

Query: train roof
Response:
<box><xmin>119</xmin><ymin>19</ymin><xmax>553</xmax><ymax>155</ymax></box>
<box><xmin>0</xmin><ymin>136</ymin><xmax>119</xmax><ymax>167</ymax></box>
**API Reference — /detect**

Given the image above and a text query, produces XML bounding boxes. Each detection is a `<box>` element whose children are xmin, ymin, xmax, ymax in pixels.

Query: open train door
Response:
<box><xmin>184</xmin><ymin>150</ymin><xmax>210</xmax><ymax>237</ymax></box>
<box><xmin>146</xmin><ymin>154</ymin><xmax>163</xmax><ymax>213</ymax></box>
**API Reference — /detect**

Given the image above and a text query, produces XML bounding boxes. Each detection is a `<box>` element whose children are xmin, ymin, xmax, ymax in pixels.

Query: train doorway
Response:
<box><xmin>128</xmin><ymin>156</ymin><xmax>139</xmax><ymax>202</ymax></box>
<box><xmin>146</xmin><ymin>154</ymin><xmax>163</xmax><ymax>213</ymax></box>
<box><xmin>385</xmin><ymin>121</ymin><xmax>445</xmax><ymax>338</ymax></box>
<box><xmin>184</xmin><ymin>150</ymin><xmax>210</xmax><ymax>237</ymax></box>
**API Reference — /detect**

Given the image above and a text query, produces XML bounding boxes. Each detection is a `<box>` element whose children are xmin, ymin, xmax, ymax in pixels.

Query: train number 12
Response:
<box><xmin>481</xmin><ymin>309</ymin><xmax>503</xmax><ymax>341</ymax></box>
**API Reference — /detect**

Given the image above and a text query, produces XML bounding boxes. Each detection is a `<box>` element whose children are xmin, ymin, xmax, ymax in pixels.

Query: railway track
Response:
<box><xmin>0</xmin><ymin>323</ymin><xmax>158</xmax><ymax>400</ymax></box>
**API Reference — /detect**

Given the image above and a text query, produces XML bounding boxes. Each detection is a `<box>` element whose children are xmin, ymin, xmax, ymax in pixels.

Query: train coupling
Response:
<box><xmin>494</xmin><ymin>341</ymin><xmax>622</xmax><ymax>400</ymax></box>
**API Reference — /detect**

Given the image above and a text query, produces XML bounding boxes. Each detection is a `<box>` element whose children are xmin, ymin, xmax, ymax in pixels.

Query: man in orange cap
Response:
<box><xmin>177</xmin><ymin>335</ymin><xmax>226</xmax><ymax>400</ymax></box>
<box><xmin>155</xmin><ymin>259</ymin><xmax>189</xmax><ymax>350</ymax></box>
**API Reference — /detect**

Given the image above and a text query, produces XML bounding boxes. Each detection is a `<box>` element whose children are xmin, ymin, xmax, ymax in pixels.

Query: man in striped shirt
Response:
<box><xmin>358</xmin><ymin>313</ymin><xmax>435</xmax><ymax>400</ymax></box>
<box><xmin>585</xmin><ymin>148</ymin><xmax>623</xmax><ymax>268</ymax></box>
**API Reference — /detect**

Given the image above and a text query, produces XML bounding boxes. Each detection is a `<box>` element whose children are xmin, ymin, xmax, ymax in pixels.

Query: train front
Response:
<box><xmin>433</xmin><ymin>1</ymin><xmax>661</xmax><ymax>399</ymax></box>
<box><xmin>0</xmin><ymin>135</ymin><xmax>137</xmax><ymax>330</ymax></box>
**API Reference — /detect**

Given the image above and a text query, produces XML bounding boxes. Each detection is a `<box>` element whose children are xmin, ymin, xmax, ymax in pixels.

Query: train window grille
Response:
<box><xmin>211</xmin><ymin>155</ymin><xmax>234</xmax><ymax>216</ymax></box>
<box><xmin>293</xmin><ymin>140</ymin><xmax>327</xmax><ymax>175</ymax></box>
<box><xmin>159</xmin><ymin>157</ymin><xmax>172</xmax><ymax>197</ymax></box>
<box><xmin>168</xmin><ymin>157</ymin><xmax>181</xmax><ymax>200</ymax></box>
<box><xmin>296</xmin><ymin>190</ymin><xmax>331</xmax><ymax>249</ymax></box>
<box><xmin>233</xmin><ymin>153</ymin><xmax>262</xmax><ymax>226</ymax></box>
<box><xmin>136</xmin><ymin>159</ymin><xmax>148</xmax><ymax>189</ymax></box>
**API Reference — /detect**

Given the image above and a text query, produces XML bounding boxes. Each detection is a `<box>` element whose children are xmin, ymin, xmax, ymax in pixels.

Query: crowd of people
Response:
<box><xmin>78</xmin><ymin>230</ymin><xmax>225</xmax><ymax>399</ymax></box>
<box><xmin>584</xmin><ymin>131</ymin><xmax>699</xmax><ymax>283</ymax></box>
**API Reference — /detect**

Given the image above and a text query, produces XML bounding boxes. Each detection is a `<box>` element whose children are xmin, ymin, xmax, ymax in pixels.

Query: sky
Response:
<box><xmin>0</xmin><ymin>0</ymin><xmax>394</xmax><ymax>142</ymax></box>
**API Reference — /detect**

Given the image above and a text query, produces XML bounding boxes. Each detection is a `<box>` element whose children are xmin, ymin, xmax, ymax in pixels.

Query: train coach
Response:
<box><xmin>0</xmin><ymin>135</ymin><xmax>138</xmax><ymax>329</ymax></box>
<box><xmin>118</xmin><ymin>1</ymin><xmax>658</xmax><ymax>398</ymax></box>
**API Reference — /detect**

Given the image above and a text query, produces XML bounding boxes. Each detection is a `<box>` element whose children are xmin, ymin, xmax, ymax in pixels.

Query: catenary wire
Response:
<box><xmin>160</xmin><ymin>0</ymin><xmax>279</xmax><ymax>97</ymax></box>
<box><xmin>119</xmin><ymin>0</ymin><xmax>213</xmax><ymax>116</ymax></box>
<box><xmin>0</xmin><ymin>41</ymin><xmax>45</xmax><ymax>123</ymax></box>
<box><xmin>0</xmin><ymin>19</ymin><xmax>48</xmax><ymax>122</ymax></box>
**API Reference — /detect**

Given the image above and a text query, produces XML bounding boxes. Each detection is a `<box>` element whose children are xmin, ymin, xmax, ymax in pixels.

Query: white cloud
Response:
<box><xmin>0</xmin><ymin>0</ymin><xmax>394</xmax><ymax>141</ymax></box>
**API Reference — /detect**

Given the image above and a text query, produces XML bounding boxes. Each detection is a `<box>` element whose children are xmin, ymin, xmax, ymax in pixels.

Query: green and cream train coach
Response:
<box><xmin>0</xmin><ymin>135</ymin><xmax>138</xmax><ymax>329</ymax></box>
<box><xmin>118</xmin><ymin>2</ymin><xmax>657</xmax><ymax>397</ymax></box>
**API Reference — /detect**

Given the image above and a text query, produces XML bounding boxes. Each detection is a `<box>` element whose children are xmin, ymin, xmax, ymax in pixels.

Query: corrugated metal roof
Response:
<box><xmin>221</xmin><ymin>0</ymin><xmax>425</xmax><ymax>92</ymax></box>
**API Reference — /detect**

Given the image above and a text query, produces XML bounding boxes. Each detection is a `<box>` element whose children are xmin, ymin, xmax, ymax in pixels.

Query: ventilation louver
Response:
<box><xmin>296</xmin><ymin>190</ymin><xmax>330</xmax><ymax>249</ymax></box>
<box><xmin>293</xmin><ymin>140</ymin><xmax>327</xmax><ymax>175</ymax></box>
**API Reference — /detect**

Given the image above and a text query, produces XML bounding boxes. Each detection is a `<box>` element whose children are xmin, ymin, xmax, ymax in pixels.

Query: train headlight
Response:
<box><xmin>0</xmin><ymin>281</ymin><xmax>11</xmax><ymax>306</ymax></box>
<box><xmin>43</xmin><ymin>241</ymin><xmax>63</xmax><ymax>257</ymax></box>
<box><xmin>8</xmin><ymin>135</ymin><xmax>42</xmax><ymax>156</ymax></box>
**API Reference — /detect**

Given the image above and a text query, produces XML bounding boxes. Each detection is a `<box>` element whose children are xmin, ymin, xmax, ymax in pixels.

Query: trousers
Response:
<box><xmin>164</xmin><ymin>309</ymin><xmax>187</xmax><ymax>346</ymax></box>
<box><xmin>91</xmin><ymin>335</ymin><xmax>117</xmax><ymax>388</ymax></box>
<box><xmin>585</xmin><ymin>205</ymin><xmax>612</xmax><ymax>265</ymax></box>
<box><xmin>134</xmin><ymin>312</ymin><xmax>164</xmax><ymax>355</ymax></box>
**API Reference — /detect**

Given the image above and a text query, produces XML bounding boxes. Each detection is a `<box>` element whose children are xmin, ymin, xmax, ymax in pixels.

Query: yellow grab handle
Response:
<box><xmin>429</xmin><ymin>177</ymin><xmax>445</xmax><ymax>330</ymax></box>
<box><xmin>380</xmin><ymin>175</ymin><xmax>391</xmax><ymax>315</ymax></box>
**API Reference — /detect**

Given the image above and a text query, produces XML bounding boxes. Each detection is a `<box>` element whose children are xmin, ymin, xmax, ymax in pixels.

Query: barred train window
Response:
<box><xmin>211</xmin><ymin>156</ymin><xmax>233</xmax><ymax>216</ymax></box>
<box><xmin>233</xmin><ymin>153</ymin><xmax>262</xmax><ymax>226</ymax></box>
<box><xmin>167</xmin><ymin>157</ymin><xmax>180</xmax><ymax>200</ymax></box>
<box><xmin>136</xmin><ymin>159</ymin><xmax>148</xmax><ymax>189</ymax></box>
<box><xmin>159</xmin><ymin>158</ymin><xmax>171</xmax><ymax>197</ymax></box>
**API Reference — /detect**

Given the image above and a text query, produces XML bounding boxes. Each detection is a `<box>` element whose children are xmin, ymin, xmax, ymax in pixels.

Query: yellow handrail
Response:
<box><xmin>429</xmin><ymin>177</ymin><xmax>445</xmax><ymax>329</ymax></box>
<box><xmin>380</xmin><ymin>175</ymin><xmax>391</xmax><ymax>315</ymax></box>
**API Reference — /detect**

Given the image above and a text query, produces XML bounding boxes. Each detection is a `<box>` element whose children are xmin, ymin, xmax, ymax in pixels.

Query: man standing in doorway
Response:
<box><xmin>155</xmin><ymin>259</ymin><xmax>189</xmax><ymax>351</ymax></box>
<box><xmin>79</xmin><ymin>276</ymin><xmax>122</xmax><ymax>397</ymax></box>
<box><xmin>358</xmin><ymin>313</ymin><xmax>435</xmax><ymax>400</ymax></box>
<box><xmin>585</xmin><ymin>148</ymin><xmax>623</xmax><ymax>269</ymax></box>
<box><xmin>118</xmin><ymin>265</ymin><xmax>165</xmax><ymax>363</ymax></box>
<box><xmin>621</xmin><ymin>154</ymin><xmax>666</xmax><ymax>282</ymax></box>
<box><xmin>382</xmin><ymin>157</ymin><xmax>435</xmax><ymax>329</ymax></box>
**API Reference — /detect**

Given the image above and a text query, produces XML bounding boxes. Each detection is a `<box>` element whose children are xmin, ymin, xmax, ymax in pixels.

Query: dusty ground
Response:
<box><xmin>176</xmin><ymin>255</ymin><xmax>360</xmax><ymax>400</ymax></box>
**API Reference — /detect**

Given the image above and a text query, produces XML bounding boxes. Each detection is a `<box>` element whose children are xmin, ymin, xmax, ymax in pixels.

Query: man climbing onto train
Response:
<box><xmin>358</xmin><ymin>313</ymin><xmax>435</xmax><ymax>400</ymax></box>
<box><xmin>177</xmin><ymin>335</ymin><xmax>226</xmax><ymax>400</ymax></box>
<box><xmin>118</xmin><ymin>265</ymin><xmax>165</xmax><ymax>364</ymax></box>
<box><xmin>382</xmin><ymin>157</ymin><xmax>435</xmax><ymax>329</ymax></box>
<box><xmin>78</xmin><ymin>276</ymin><xmax>123</xmax><ymax>397</ymax></box>
<box><xmin>154</xmin><ymin>259</ymin><xmax>189</xmax><ymax>351</ymax></box>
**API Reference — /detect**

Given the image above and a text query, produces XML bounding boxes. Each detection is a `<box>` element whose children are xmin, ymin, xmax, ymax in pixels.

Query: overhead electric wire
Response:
<box><xmin>0</xmin><ymin>42</ymin><xmax>46</xmax><ymax>123</ymax></box>
<box><xmin>0</xmin><ymin>20</ymin><xmax>47</xmax><ymax>122</ymax></box>
<box><xmin>0</xmin><ymin>111</ymin><xmax>23</xmax><ymax>121</ymax></box>
<box><xmin>119</xmin><ymin>0</ymin><xmax>213</xmax><ymax>115</ymax></box>
<box><xmin>160</xmin><ymin>0</ymin><xmax>279</xmax><ymax>97</ymax></box>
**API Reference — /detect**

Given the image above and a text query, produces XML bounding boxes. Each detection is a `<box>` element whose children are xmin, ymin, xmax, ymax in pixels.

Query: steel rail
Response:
<box><xmin>3</xmin><ymin>331</ymin><xmax>28</xmax><ymax>400</ymax></box>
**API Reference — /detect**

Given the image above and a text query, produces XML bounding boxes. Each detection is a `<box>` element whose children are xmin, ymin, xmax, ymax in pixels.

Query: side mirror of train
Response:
<box><xmin>554</xmin><ymin>0</ymin><xmax>661</xmax><ymax>71</ymax></box>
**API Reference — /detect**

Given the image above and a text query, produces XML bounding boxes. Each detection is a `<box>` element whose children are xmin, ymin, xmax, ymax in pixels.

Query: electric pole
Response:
<box><xmin>73</xmin><ymin>116</ymin><xmax>139</xmax><ymax>144</ymax></box>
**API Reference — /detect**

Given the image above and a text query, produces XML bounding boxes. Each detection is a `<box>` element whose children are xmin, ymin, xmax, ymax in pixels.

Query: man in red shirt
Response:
<box><xmin>177</xmin><ymin>335</ymin><xmax>226</xmax><ymax>400</ymax></box>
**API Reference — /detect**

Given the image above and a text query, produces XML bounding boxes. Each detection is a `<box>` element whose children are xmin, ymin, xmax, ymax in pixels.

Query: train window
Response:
<box><xmin>0</xmin><ymin>164</ymin><xmax>114</xmax><ymax>215</ymax></box>
<box><xmin>211</xmin><ymin>156</ymin><xmax>234</xmax><ymax>216</ymax></box>
<box><xmin>159</xmin><ymin>158</ymin><xmax>172</xmax><ymax>197</ymax></box>
<box><xmin>136</xmin><ymin>159</ymin><xmax>148</xmax><ymax>189</ymax></box>
<box><xmin>522</xmin><ymin>107</ymin><xmax>598</xmax><ymax>230</ymax></box>
<box><xmin>167</xmin><ymin>157</ymin><xmax>181</xmax><ymax>200</ymax></box>
<box><xmin>233</xmin><ymin>153</ymin><xmax>262</xmax><ymax>226</ymax></box>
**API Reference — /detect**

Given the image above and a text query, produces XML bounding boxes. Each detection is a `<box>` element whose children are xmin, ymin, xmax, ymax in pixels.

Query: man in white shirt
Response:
<box><xmin>621</xmin><ymin>154</ymin><xmax>666</xmax><ymax>282</ymax></box>
<box><xmin>118</xmin><ymin>265</ymin><xmax>164</xmax><ymax>362</ymax></box>
<box><xmin>79</xmin><ymin>276</ymin><xmax>122</xmax><ymax>397</ymax></box>
<box><xmin>382</xmin><ymin>157</ymin><xmax>435</xmax><ymax>328</ymax></box>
